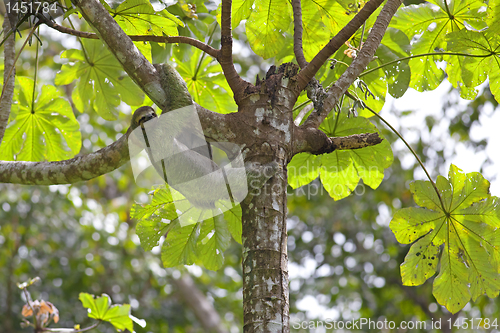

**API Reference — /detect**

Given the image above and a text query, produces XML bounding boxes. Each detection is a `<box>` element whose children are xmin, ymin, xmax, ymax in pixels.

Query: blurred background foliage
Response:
<box><xmin>1</xmin><ymin>0</ymin><xmax>500</xmax><ymax>332</ymax></box>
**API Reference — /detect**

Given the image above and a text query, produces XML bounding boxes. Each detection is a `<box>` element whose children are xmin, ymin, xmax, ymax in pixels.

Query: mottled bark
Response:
<box><xmin>237</xmin><ymin>63</ymin><xmax>299</xmax><ymax>332</ymax></box>
<box><xmin>0</xmin><ymin>16</ymin><xmax>16</xmax><ymax>144</ymax></box>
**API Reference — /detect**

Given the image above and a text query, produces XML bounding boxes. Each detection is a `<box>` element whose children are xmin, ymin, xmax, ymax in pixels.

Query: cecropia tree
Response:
<box><xmin>3</xmin><ymin>0</ymin><xmax>500</xmax><ymax>331</ymax></box>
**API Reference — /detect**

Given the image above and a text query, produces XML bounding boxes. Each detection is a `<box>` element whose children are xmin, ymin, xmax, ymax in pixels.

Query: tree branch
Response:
<box><xmin>0</xmin><ymin>15</ymin><xmax>16</xmax><ymax>144</ymax></box>
<box><xmin>292</xmin><ymin>0</ymin><xmax>307</xmax><ymax>68</ymax></box>
<box><xmin>36</xmin><ymin>14</ymin><xmax>219</xmax><ymax>58</ymax></box>
<box><xmin>72</xmin><ymin>0</ymin><xmax>168</xmax><ymax>109</ymax></box>
<box><xmin>172</xmin><ymin>274</ymin><xmax>228</xmax><ymax>333</ymax></box>
<box><xmin>293</xmin><ymin>126</ymin><xmax>382</xmax><ymax>155</ymax></box>
<box><xmin>303</xmin><ymin>0</ymin><xmax>402</xmax><ymax>129</ymax></box>
<box><xmin>296</xmin><ymin>0</ymin><xmax>386</xmax><ymax>91</ymax></box>
<box><xmin>0</xmin><ymin>131</ymin><xmax>132</xmax><ymax>185</ymax></box>
<box><xmin>0</xmin><ymin>102</ymin><xmax>234</xmax><ymax>185</ymax></box>
<box><xmin>219</xmin><ymin>0</ymin><xmax>250</xmax><ymax>104</ymax></box>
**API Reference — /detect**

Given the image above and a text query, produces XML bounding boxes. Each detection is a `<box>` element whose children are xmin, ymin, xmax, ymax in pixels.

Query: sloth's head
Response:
<box><xmin>130</xmin><ymin>106</ymin><xmax>157</xmax><ymax>130</ymax></box>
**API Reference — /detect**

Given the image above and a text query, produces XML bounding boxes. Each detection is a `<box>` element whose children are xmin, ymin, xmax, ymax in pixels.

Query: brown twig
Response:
<box><xmin>294</xmin><ymin>125</ymin><xmax>383</xmax><ymax>155</ymax></box>
<box><xmin>292</xmin><ymin>0</ymin><xmax>307</xmax><ymax>68</ymax></box>
<box><xmin>303</xmin><ymin>0</ymin><xmax>402</xmax><ymax>129</ymax></box>
<box><xmin>36</xmin><ymin>14</ymin><xmax>219</xmax><ymax>58</ymax></box>
<box><xmin>296</xmin><ymin>0</ymin><xmax>386</xmax><ymax>91</ymax></box>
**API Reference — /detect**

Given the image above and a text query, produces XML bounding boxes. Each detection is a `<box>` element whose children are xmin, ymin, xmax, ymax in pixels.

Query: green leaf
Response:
<box><xmin>109</xmin><ymin>0</ymin><xmax>182</xmax><ymax>36</ymax></box>
<box><xmin>0</xmin><ymin>77</ymin><xmax>81</xmax><ymax>161</ymax></box>
<box><xmin>300</xmin><ymin>0</ymin><xmax>330</xmax><ymax>61</ymax></box>
<box><xmin>446</xmin><ymin>29</ymin><xmax>500</xmax><ymax>103</ymax></box>
<box><xmin>224</xmin><ymin>204</ymin><xmax>243</xmax><ymax>244</ymax></box>
<box><xmin>161</xmin><ymin>222</ymin><xmax>199</xmax><ymax>267</ymax></box>
<box><xmin>246</xmin><ymin>0</ymin><xmax>291</xmax><ymax>59</ymax></box>
<box><xmin>288</xmin><ymin>153</ymin><xmax>322</xmax><ymax>189</ymax></box>
<box><xmin>79</xmin><ymin>293</ymin><xmax>135</xmax><ymax>332</ymax></box>
<box><xmin>400</xmin><ymin>230</ymin><xmax>440</xmax><ymax>286</ymax></box>
<box><xmin>289</xmin><ymin>115</ymin><xmax>392</xmax><ymax>200</ymax></box>
<box><xmin>132</xmin><ymin>187</ymin><xmax>179</xmax><ymax>250</ymax></box>
<box><xmin>313</xmin><ymin>0</ymin><xmax>351</xmax><ymax>36</ymax></box>
<box><xmin>55</xmin><ymin>39</ymin><xmax>144</xmax><ymax>120</ymax></box>
<box><xmin>390</xmin><ymin>0</ymin><xmax>487</xmax><ymax>91</ymax></box>
<box><xmin>232</xmin><ymin>0</ymin><xmax>254</xmax><ymax>28</ymax></box>
<box><xmin>391</xmin><ymin>164</ymin><xmax>500</xmax><ymax>313</ymax></box>
<box><xmin>373</xmin><ymin>28</ymin><xmax>411</xmax><ymax>98</ymax></box>
<box><xmin>197</xmin><ymin>216</ymin><xmax>231</xmax><ymax>270</ymax></box>
<box><xmin>175</xmin><ymin>48</ymin><xmax>237</xmax><ymax>113</ymax></box>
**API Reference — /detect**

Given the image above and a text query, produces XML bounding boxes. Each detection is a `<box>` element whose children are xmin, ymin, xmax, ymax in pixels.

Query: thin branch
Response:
<box><xmin>219</xmin><ymin>0</ymin><xmax>250</xmax><ymax>104</ymax></box>
<box><xmin>296</xmin><ymin>0</ymin><xmax>386</xmax><ymax>91</ymax></box>
<box><xmin>303</xmin><ymin>0</ymin><xmax>402</xmax><ymax>129</ymax></box>
<box><xmin>293</xmin><ymin>125</ymin><xmax>382</xmax><ymax>155</ymax></box>
<box><xmin>294</xmin><ymin>102</ymin><xmax>313</xmax><ymax>126</ymax></box>
<box><xmin>292</xmin><ymin>0</ymin><xmax>307</xmax><ymax>68</ymax></box>
<box><xmin>360</xmin><ymin>98</ymin><xmax>446</xmax><ymax>212</ymax></box>
<box><xmin>0</xmin><ymin>133</ymin><xmax>132</xmax><ymax>185</ymax></box>
<box><xmin>0</xmin><ymin>16</ymin><xmax>15</xmax><ymax>144</ymax></box>
<box><xmin>36</xmin><ymin>14</ymin><xmax>219</xmax><ymax>58</ymax></box>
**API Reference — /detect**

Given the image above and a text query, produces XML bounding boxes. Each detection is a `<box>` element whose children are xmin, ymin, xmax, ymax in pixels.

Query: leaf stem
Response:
<box><xmin>193</xmin><ymin>22</ymin><xmax>218</xmax><ymax>81</ymax></box>
<box><xmin>345</xmin><ymin>90</ymin><xmax>447</xmax><ymax>212</ymax></box>
<box><xmin>360</xmin><ymin>51</ymin><xmax>492</xmax><ymax>77</ymax></box>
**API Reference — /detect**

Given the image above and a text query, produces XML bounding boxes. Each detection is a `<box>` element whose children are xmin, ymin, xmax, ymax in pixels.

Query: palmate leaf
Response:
<box><xmin>132</xmin><ymin>185</ymin><xmax>241</xmax><ymax>270</ymax></box>
<box><xmin>55</xmin><ymin>39</ymin><xmax>144</xmax><ymax>120</ymax></box>
<box><xmin>246</xmin><ymin>0</ymin><xmax>291</xmax><ymax>59</ymax></box>
<box><xmin>104</xmin><ymin>0</ymin><xmax>182</xmax><ymax>63</ymax></box>
<box><xmin>0</xmin><ymin>77</ymin><xmax>81</xmax><ymax>162</ymax></box>
<box><xmin>371</xmin><ymin>28</ymin><xmax>411</xmax><ymax>98</ymax></box>
<box><xmin>288</xmin><ymin>115</ymin><xmax>393</xmax><ymax>200</ymax></box>
<box><xmin>446</xmin><ymin>29</ymin><xmax>500</xmax><ymax>103</ymax></box>
<box><xmin>300</xmin><ymin>0</ymin><xmax>329</xmax><ymax>62</ymax></box>
<box><xmin>313</xmin><ymin>0</ymin><xmax>351</xmax><ymax>37</ymax></box>
<box><xmin>79</xmin><ymin>293</ymin><xmax>139</xmax><ymax>332</ymax></box>
<box><xmin>390</xmin><ymin>0</ymin><xmax>487</xmax><ymax>92</ymax></box>
<box><xmin>390</xmin><ymin>164</ymin><xmax>500</xmax><ymax>314</ymax></box>
<box><xmin>175</xmin><ymin>48</ymin><xmax>237</xmax><ymax>113</ymax></box>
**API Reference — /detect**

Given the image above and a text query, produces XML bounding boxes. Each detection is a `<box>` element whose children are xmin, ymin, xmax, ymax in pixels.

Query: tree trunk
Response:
<box><xmin>240</xmin><ymin>64</ymin><xmax>300</xmax><ymax>332</ymax></box>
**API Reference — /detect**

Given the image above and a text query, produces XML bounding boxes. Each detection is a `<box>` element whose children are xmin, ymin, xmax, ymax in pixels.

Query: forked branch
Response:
<box><xmin>296</xmin><ymin>0</ymin><xmax>386</xmax><ymax>91</ymax></box>
<box><xmin>304</xmin><ymin>0</ymin><xmax>402</xmax><ymax>129</ymax></box>
<box><xmin>292</xmin><ymin>0</ymin><xmax>307</xmax><ymax>68</ymax></box>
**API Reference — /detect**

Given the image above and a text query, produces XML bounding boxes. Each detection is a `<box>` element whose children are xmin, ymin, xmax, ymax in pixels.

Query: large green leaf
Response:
<box><xmin>390</xmin><ymin>164</ymin><xmax>500</xmax><ymax>314</ymax></box>
<box><xmin>55</xmin><ymin>39</ymin><xmax>144</xmax><ymax>120</ymax></box>
<box><xmin>246</xmin><ymin>0</ymin><xmax>291</xmax><ymax>59</ymax></box>
<box><xmin>300</xmin><ymin>0</ymin><xmax>330</xmax><ymax>61</ymax></box>
<box><xmin>161</xmin><ymin>222</ymin><xmax>199</xmax><ymax>267</ymax></box>
<box><xmin>175</xmin><ymin>48</ymin><xmax>237</xmax><ymax>113</ymax></box>
<box><xmin>390</xmin><ymin>0</ymin><xmax>487</xmax><ymax>91</ymax></box>
<box><xmin>313</xmin><ymin>0</ymin><xmax>351</xmax><ymax>37</ymax></box>
<box><xmin>132</xmin><ymin>185</ymin><xmax>241</xmax><ymax>270</ymax></box>
<box><xmin>288</xmin><ymin>115</ymin><xmax>393</xmax><ymax>200</ymax></box>
<box><xmin>107</xmin><ymin>0</ymin><xmax>182</xmax><ymax>36</ymax></box>
<box><xmin>369</xmin><ymin>28</ymin><xmax>411</xmax><ymax>98</ymax></box>
<box><xmin>446</xmin><ymin>29</ymin><xmax>500</xmax><ymax>103</ymax></box>
<box><xmin>0</xmin><ymin>77</ymin><xmax>81</xmax><ymax>162</ymax></box>
<box><xmin>197</xmin><ymin>216</ymin><xmax>231</xmax><ymax>270</ymax></box>
<box><xmin>79</xmin><ymin>293</ymin><xmax>135</xmax><ymax>332</ymax></box>
<box><xmin>232</xmin><ymin>0</ymin><xmax>255</xmax><ymax>28</ymax></box>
